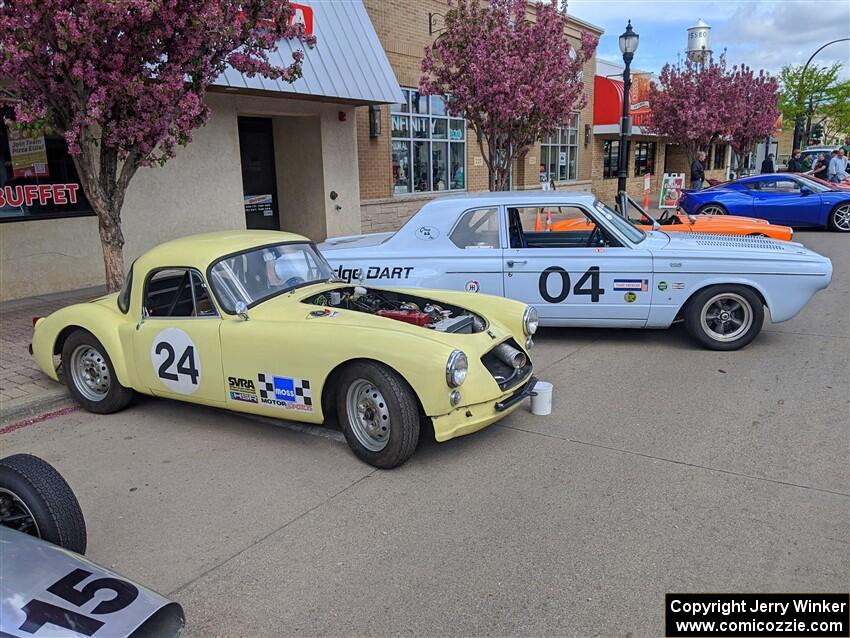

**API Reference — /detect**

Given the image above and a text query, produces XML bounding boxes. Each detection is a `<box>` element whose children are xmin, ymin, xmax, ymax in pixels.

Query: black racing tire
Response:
<box><xmin>0</xmin><ymin>454</ymin><xmax>87</xmax><ymax>553</ymax></box>
<box><xmin>827</xmin><ymin>203</ymin><xmax>850</xmax><ymax>232</ymax></box>
<box><xmin>62</xmin><ymin>329</ymin><xmax>134</xmax><ymax>414</ymax></box>
<box><xmin>336</xmin><ymin>361</ymin><xmax>420</xmax><ymax>469</ymax></box>
<box><xmin>696</xmin><ymin>203</ymin><xmax>728</xmax><ymax>216</ymax></box>
<box><xmin>684</xmin><ymin>285</ymin><xmax>764</xmax><ymax>351</ymax></box>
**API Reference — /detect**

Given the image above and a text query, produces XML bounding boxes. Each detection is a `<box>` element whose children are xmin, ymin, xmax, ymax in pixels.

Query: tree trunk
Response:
<box><xmin>93</xmin><ymin>201</ymin><xmax>126</xmax><ymax>293</ymax></box>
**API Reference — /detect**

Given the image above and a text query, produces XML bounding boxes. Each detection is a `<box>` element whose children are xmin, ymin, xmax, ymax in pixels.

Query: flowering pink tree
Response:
<box><xmin>0</xmin><ymin>0</ymin><xmax>315</xmax><ymax>291</ymax></box>
<box><xmin>420</xmin><ymin>0</ymin><xmax>597</xmax><ymax>191</ymax></box>
<box><xmin>726</xmin><ymin>66</ymin><xmax>780</xmax><ymax>175</ymax></box>
<box><xmin>647</xmin><ymin>55</ymin><xmax>733</xmax><ymax>161</ymax></box>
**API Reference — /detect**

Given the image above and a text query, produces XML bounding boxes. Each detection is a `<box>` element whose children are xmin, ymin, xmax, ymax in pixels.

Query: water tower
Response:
<box><xmin>686</xmin><ymin>18</ymin><xmax>712</xmax><ymax>62</ymax></box>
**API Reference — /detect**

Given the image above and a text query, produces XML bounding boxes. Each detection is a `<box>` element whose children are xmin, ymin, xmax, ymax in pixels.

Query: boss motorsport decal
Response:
<box><xmin>334</xmin><ymin>265</ymin><xmax>414</xmax><ymax>283</ymax></box>
<box><xmin>150</xmin><ymin>328</ymin><xmax>200</xmax><ymax>394</ymax></box>
<box><xmin>228</xmin><ymin>376</ymin><xmax>258</xmax><ymax>403</ymax></box>
<box><xmin>257</xmin><ymin>373</ymin><xmax>313</xmax><ymax>412</ymax></box>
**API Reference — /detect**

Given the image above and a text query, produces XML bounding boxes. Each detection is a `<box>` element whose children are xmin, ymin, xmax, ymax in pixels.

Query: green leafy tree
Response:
<box><xmin>779</xmin><ymin>63</ymin><xmax>850</xmax><ymax>145</ymax></box>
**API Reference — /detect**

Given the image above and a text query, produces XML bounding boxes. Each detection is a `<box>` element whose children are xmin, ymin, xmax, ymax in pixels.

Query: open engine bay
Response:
<box><xmin>303</xmin><ymin>286</ymin><xmax>487</xmax><ymax>334</ymax></box>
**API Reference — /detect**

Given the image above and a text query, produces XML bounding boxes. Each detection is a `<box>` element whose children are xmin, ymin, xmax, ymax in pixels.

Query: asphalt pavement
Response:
<box><xmin>1</xmin><ymin>231</ymin><xmax>847</xmax><ymax>637</ymax></box>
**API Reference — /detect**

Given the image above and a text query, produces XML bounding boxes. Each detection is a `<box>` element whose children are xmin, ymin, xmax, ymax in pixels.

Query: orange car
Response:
<box><xmin>548</xmin><ymin>209</ymin><xmax>793</xmax><ymax>241</ymax></box>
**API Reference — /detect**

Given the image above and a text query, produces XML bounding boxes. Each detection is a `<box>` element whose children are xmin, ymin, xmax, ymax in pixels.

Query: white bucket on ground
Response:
<box><xmin>530</xmin><ymin>380</ymin><xmax>553</xmax><ymax>416</ymax></box>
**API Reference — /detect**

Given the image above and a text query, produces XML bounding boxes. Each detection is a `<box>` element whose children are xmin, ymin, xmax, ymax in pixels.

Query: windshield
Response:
<box><xmin>594</xmin><ymin>201</ymin><xmax>647</xmax><ymax>243</ymax></box>
<box><xmin>209</xmin><ymin>242</ymin><xmax>336</xmax><ymax>312</ymax></box>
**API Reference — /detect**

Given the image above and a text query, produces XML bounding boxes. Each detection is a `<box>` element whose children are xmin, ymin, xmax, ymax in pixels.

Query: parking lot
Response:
<box><xmin>1</xmin><ymin>231</ymin><xmax>847</xmax><ymax>637</ymax></box>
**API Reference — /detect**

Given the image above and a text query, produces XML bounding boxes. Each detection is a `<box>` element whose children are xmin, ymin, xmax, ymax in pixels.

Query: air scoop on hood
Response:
<box><xmin>679</xmin><ymin>232</ymin><xmax>790</xmax><ymax>250</ymax></box>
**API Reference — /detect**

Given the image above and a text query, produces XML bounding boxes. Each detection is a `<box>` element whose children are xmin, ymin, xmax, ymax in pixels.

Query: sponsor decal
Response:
<box><xmin>594</xmin><ymin>247</ymin><xmax>605</xmax><ymax>253</ymax></box>
<box><xmin>415</xmin><ymin>226</ymin><xmax>440</xmax><ymax>240</ymax></box>
<box><xmin>613</xmin><ymin>279</ymin><xmax>649</xmax><ymax>292</ymax></box>
<box><xmin>228</xmin><ymin>376</ymin><xmax>258</xmax><ymax>403</ymax></box>
<box><xmin>257</xmin><ymin>373</ymin><xmax>313</xmax><ymax>412</ymax></box>
<box><xmin>465</xmin><ymin>280</ymin><xmax>480</xmax><ymax>293</ymax></box>
<box><xmin>658</xmin><ymin>281</ymin><xmax>668</xmax><ymax>291</ymax></box>
<box><xmin>308</xmin><ymin>308</ymin><xmax>339</xmax><ymax>319</ymax></box>
<box><xmin>334</xmin><ymin>264</ymin><xmax>414</xmax><ymax>283</ymax></box>
<box><xmin>624</xmin><ymin>291</ymin><xmax>637</xmax><ymax>303</ymax></box>
<box><xmin>672</xmin><ymin>282</ymin><xmax>685</xmax><ymax>290</ymax></box>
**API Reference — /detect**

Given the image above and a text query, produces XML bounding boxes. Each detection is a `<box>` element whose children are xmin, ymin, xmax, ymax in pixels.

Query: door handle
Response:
<box><xmin>506</xmin><ymin>259</ymin><xmax>527</xmax><ymax>267</ymax></box>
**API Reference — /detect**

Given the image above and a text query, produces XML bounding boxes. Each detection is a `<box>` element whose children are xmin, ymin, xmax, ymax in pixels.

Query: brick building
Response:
<box><xmin>356</xmin><ymin>0</ymin><xmax>604</xmax><ymax>233</ymax></box>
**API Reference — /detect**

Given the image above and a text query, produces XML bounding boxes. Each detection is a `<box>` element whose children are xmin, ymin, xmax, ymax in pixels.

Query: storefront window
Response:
<box><xmin>633</xmin><ymin>141</ymin><xmax>656</xmax><ymax>176</ymax></box>
<box><xmin>539</xmin><ymin>114</ymin><xmax>579</xmax><ymax>184</ymax></box>
<box><xmin>713</xmin><ymin>144</ymin><xmax>727</xmax><ymax>169</ymax></box>
<box><xmin>1</xmin><ymin>105</ymin><xmax>93</xmax><ymax>222</ymax></box>
<box><xmin>602</xmin><ymin>140</ymin><xmax>620</xmax><ymax>179</ymax></box>
<box><xmin>391</xmin><ymin>88</ymin><xmax>466</xmax><ymax>195</ymax></box>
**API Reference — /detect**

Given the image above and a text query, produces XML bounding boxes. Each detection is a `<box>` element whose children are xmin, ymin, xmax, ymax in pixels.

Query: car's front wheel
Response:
<box><xmin>697</xmin><ymin>204</ymin><xmax>727</xmax><ymax>216</ymax></box>
<box><xmin>684</xmin><ymin>285</ymin><xmax>764</xmax><ymax>350</ymax></box>
<box><xmin>828</xmin><ymin>203</ymin><xmax>850</xmax><ymax>232</ymax></box>
<box><xmin>0</xmin><ymin>454</ymin><xmax>87</xmax><ymax>553</ymax></box>
<box><xmin>62</xmin><ymin>329</ymin><xmax>134</xmax><ymax>414</ymax></box>
<box><xmin>336</xmin><ymin>361</ymin><xmax>420</xmax><ymax>469</ymax></box>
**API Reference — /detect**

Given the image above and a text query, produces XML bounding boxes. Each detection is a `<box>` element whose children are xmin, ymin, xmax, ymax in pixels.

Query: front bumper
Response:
<box><xmin>431</xmin><ymin>375</ymin><xmax>536</xmax><ymax>442</ymax></box>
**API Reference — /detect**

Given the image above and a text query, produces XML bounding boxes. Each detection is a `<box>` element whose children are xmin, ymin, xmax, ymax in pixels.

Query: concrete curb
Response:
<box><xmin>0</xmin><ymin>388</ymin><xmax>73</xmax><ymax>428</ymax></box>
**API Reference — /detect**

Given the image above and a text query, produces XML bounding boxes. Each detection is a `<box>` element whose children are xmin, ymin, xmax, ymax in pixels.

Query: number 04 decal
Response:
<box><xmin>150</xmin><ymin>328</ymin><xmax>201</xmax><ymax>394</ymax></box>
<box><xmin>538</xmin><ymin>266</ymin><xmax>605</xmax><ymax>303</ymax></box>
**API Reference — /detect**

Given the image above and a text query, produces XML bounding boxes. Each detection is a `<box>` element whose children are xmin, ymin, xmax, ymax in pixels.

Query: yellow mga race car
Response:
<box><xmin>31</xmin><ymin>231</ymin><xmax>538</xmax><ymax>468</ymax></box>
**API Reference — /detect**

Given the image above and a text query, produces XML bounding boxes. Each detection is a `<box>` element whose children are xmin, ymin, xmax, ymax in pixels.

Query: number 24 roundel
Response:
<box><xmin>150</xmin><ymin>328</ymin><xmax>201</xmax><ymax>394</ymax></box>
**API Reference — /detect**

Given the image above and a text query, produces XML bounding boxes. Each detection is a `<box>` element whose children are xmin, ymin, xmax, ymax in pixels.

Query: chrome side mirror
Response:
<box><xmin>235</xmin><ymin>301</ymin><xmax>250</xmax><ymax>321</ymax></box>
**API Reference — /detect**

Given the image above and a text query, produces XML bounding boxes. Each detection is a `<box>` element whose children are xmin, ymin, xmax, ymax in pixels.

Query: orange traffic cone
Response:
<box><xmin>545</xmin><ymin>210</ymin><xmax>552</xmax><ymax>231</ymax></box>
<box><xmin>535</xmin><ymin>210</ymin><xmax>543</xmax><ymax>231</ymax></box>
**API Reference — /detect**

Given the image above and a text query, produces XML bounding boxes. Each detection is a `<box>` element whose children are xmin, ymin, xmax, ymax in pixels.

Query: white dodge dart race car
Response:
<box><xmin>319</xmin><ymin>192</ymin><xmax>832</xmax><ymax>350</ymax></box>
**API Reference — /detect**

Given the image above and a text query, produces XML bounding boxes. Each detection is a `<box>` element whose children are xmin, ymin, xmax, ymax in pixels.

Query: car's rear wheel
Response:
<box><xmin>337</xmin><ymin>361</ymin><xmax>419</xmax><ymax>469</ymax></box>
<box><xmin>62</xmin><ymin>329</ymin><xmax>134</xmax><ymax>414</ymax></box>
<box><xmin>0</xmin><ymin>454</ymin><xmax>87</xmax><ymax>553</ymax></box>
<box><xmin>697</xmin><ymin>204</ymin><xmax>727</xmax><ymax>216</ymax></box>
<box><xmin>685</xmin><ymin>285</ymin><xmax>764</xmax><ymax>351</ymax></box>
<box><xmin>828</xmin><ymin>203</ymin><xmax>850</xmax><ymax>232</ymax></box>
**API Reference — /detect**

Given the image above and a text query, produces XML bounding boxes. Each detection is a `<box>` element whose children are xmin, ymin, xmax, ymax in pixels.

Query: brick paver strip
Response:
<box><xmin>0</xmin><ymin>286</ymin><xmax>105</xmax><ymax>413</ymax></box>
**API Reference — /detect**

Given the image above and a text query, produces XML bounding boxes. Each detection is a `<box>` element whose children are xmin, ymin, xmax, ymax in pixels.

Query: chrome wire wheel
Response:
<box><xmin>69</xmin><ymin>344</ymin><xmax>111</xmax><ymax>402</ymax></box>
<box><xmin>700</xmin><ymin>293</ymin><xmax>753</xmax><ymax>342</ymax></box>
<box><xmin>700</xmin><ymin>205</ymin><xmax>726</xmax><ymax>216</ymax></box>
<box><xmin>345</xmin><ymin>378</ymin><xmax>391</xmax><ymax>452</ymax></box>
<box><xmin>831</xmin><ymin>204</ymin><xmax>850</xmax><ymax>231</ymax></box>
<box><xmin>0</xmin><ymin>487</ymin><xmax>39</xmax><ymax>537</ymax></box>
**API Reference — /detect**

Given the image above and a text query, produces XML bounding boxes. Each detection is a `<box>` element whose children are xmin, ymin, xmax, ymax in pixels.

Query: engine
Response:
<box><xmin>304</xmin><ymin>286</ymin><xmax>486</xmax><ymax>334</ymax></box>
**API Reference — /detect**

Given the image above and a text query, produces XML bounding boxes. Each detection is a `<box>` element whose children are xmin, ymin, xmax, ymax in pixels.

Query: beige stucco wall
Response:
<box><xmin>0</xmin><ymin>91</ymin><xmax>362</xmax><ymax>300</ymax></box>
<box><xmin>274</xmin><ymin>115</ymin><xmax>327</xmax><ymax>240</ymax></box>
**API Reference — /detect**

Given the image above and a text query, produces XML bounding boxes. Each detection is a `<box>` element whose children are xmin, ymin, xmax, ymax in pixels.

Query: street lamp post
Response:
<box><xmin>792</xmin><ymin>38</ymin><xmax>850</xmax><ymax>150</ymax></box>
<box><xmin>617</xmin><ymin>21</ymin><xmax>639</xmax><ymax>215</ymax></box>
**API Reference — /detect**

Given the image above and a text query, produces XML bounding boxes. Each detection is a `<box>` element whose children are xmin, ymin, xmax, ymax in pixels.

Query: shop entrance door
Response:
<box><xmin>238</xmin><ymin>117</ymin><xmax>280</xmax><ymax>230</ymax></box>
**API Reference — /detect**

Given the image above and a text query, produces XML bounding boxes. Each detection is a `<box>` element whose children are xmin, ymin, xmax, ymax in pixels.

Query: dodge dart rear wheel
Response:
<box><xmin>337</xmin><ymin>361</ymin><xmax>419</xmax><ymax>469</ymax></box>
<box><xmin>685</xmin><ymin>285</ymin><xmax>764</xmax><ymax>351</ymax></box>
<box><xmin>828</xmin><ymin>204</ymin><xmax>850</xmax><ymax>232</ymax></box>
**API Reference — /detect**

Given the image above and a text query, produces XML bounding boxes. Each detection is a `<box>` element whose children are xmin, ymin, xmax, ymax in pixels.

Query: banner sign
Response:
<box><xmin>6</xmin><ymin>126</ymin><xmax>49</xmax><ymax>178</ymax></box>
<box><xmin>244</xmin><ymin>194</ymin><xmax>274</xmax><ymax>217</ymax></box>
<box><xmin>659</xmin><ymin>173</ymin><xmax>685</xmax><ymax>209</ymax></box>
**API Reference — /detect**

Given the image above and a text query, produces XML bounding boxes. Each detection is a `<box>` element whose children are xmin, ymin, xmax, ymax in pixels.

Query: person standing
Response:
<box><xmin>760</xmin><ymin>153</ymin><xmax>776</xmax><ymax>174</ymax></box>
<box><xmin>827</xmin><ymin>150</ymin><xmax>846</xmax><ymax>183</ymax></box>
<box><xmin>690</xmin><ymin>151</ymin><xmax>706</xmax><ymax>190</ymax></box>
<box><xmin>787</xmin><ymin>149</ymin><xmax>803</xmax><ymax>173</ymax></box>
<box><xmin>812</xmin><ymin>152</ymin><xmax>829</xmax><ymax>180</ymax></box>
<box><xmin>839</xmin><ymin>148</ymin><xmax>849</xmax><ymax>172</ymax></box>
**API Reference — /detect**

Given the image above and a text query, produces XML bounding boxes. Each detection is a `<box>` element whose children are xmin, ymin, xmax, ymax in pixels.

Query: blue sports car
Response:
<box><xmin>680</xmin><ymin>173</ymin><xmax>850</xmax><ymax>232</ymax></box>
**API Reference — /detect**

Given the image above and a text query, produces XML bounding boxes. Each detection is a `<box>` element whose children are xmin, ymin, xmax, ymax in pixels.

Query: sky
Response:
<box><xmin>567</xmin><ymin>0</ymin><xmax>850</xmax><ymax>80</ymax></box>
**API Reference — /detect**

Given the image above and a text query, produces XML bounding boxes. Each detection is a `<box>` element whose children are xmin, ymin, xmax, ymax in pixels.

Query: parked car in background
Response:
<box><xmin>30</xmin><ymin>231</ymin><xmax>538</xmax><ymax>469</ymax></box>
<box><xmin>320</xmin><ymin>192</ymin><xmax>832</xmax><ymax>350</ymax></box>
<box><xmin>679</xmin><ymin>174</ymin><xmax>850</xmax><ymax>232</ymax></box>
<box><xmin>0</xmin><ymin>454</ymin><xmax>185</xmax><ymax>637</ymax></box>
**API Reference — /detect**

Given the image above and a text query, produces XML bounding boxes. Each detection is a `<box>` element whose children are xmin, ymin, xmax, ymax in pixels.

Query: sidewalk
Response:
<box><xmin>0</xmin><ymin>286</ymin><xmax>105</xmax><ymax>422</ymax></box>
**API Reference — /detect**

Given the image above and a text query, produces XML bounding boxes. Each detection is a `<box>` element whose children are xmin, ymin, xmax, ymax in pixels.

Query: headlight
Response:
<box><xmin>523</xmin><ymin>306</ymin><xmax>539</xmax><ymax>336</ymax></box>
<box><xmin>446</xmin><ymin>350</ymin><xmax>468</xmax><ymax>387</ymax></box>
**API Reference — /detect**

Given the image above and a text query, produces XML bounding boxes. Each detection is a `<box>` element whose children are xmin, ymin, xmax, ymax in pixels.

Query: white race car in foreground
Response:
<box><xmin>320</xmin><ymin>192</ymin><xmax>832</xmax><ymax>350</ymax></box>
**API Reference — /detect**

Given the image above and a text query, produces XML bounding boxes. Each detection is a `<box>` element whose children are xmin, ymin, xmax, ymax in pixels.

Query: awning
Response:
<box><xmin>215</xmin><ymin>0</ymin><xmax>404</xmax><ymax>105</ymax></box>
<box><xmin>593</xmin><ymin>75</ymin><xmax>653</xmax><ymax>135</ymax></box>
